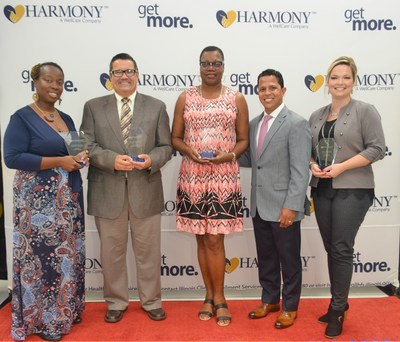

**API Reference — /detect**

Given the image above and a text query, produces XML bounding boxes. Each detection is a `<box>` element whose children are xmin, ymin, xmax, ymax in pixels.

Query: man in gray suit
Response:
<box><xmin>239</xmin><ymin>69</ymin><xmax>311</xmax><ymax>329</ymax></box>
<box><xmin>80</xmin><ymin>53</ymin><xmax>172</xmax><ymax>323</ymax></box>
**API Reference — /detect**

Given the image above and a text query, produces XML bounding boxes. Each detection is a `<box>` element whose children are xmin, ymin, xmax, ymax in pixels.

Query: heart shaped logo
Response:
<box><xmin>216</xmin><ymin>10</ymin><xmax>237</xmax><ymax>28</ymax></box>
<box><xmin>4</xmin><ymin>5</ymin><xmax>25</xmax><ymax>23</ymax></box>
<box><xmin>304</xmin><ymin>74</ymin><xmax>324</xmax><ymax>92</ymax></box>
<box><xmin>100</xmin><ymin>73</ymin><xmax>113</xmax><ymax>91</ymax></box>
<box><xmin>225</xmin><ymin>257</ymin><xmax>239</xmax><ymax>273</ymax></box>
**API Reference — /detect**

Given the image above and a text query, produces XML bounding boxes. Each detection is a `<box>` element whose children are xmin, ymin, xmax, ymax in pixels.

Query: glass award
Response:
<box><xmin>127</xmin><ymin>127</ymin><xmax>146</xmax><ymax>162</ymax></box>
<box><xmin>62</xmin><ymin>130</ymin><xmax>88</xmax><ymax>166</ymax></box>
<box><xmin>199</xmin><ymin>128</ymin><xmax>215</xmax><ymax>158</ymax></box>
<box><xmin>315</xmin><ymin>137</ymin><xmax>339</xmax><ymax>169</ymax></box>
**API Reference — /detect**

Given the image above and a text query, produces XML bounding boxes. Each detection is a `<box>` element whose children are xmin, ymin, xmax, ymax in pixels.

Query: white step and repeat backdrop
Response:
<box><xmin>1</xmin><ymin>0</ymin><xmax>399</xmax><ymax>296</ymax></box>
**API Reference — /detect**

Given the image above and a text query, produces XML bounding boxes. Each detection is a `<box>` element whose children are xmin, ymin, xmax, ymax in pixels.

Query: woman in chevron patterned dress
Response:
<box><xmin>172</xmin><ymin>46</ymin><xmax>249</xmax><ymax>327</ymax></box>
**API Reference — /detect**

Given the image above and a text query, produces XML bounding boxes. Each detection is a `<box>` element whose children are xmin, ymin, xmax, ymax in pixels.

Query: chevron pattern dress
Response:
<box><xmin>176</xmin><ymin>86</ymin><xmax>243</xmax><ymax>235</ymax></box>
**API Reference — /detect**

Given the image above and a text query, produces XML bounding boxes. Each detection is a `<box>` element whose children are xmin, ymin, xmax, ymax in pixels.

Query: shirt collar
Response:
<box><xmin>263</xmin><ymin>102</ymin><xmax>285</xmax><ymax>118</ymax></box>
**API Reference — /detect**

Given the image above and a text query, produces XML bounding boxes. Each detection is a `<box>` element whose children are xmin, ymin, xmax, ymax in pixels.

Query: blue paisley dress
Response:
<box><xmin>3</xmin><ymin>106</ymin><xmax>85</xmax><ymax>340</ymax></box>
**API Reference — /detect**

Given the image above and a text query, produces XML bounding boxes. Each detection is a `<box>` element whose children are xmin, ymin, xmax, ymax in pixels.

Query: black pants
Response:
<box><xmin>252</xmin><ymin>210</ymin><xmax>302</xmax><ymax>311</ymax></box>
<box><xmin>312</xmin><ymin>186</ymin><xmax>373</xmax><ymax>311</ymax></box>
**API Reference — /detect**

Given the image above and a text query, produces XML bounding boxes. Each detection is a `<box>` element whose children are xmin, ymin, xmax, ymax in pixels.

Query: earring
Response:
<box><xmin>58</xmin><ymin>98</ymin><xmax>62</xmax><ymax>105</ymax></box>
<box><xmin>32</xmin><ymin>92</ymin><xmax>39</xmax><ymax>101</ymax></box>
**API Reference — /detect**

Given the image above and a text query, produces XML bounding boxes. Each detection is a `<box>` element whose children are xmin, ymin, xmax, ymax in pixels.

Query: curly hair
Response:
<box><xmin>31</xmin><ymin>62</ymin><xmax>64</xmax><ymax>81</ymax></box>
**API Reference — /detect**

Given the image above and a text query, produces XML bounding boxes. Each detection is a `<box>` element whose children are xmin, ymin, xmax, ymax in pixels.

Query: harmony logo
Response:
<box><xmin>4</xmin><ymin>4</ymin><xmax>24</xmax><ymax>23</ymax></box>
<box><xmin>303</xmin><ymin>72</ymin><xmax>398</xmax><ymax>92</ymax></box>
<box><xmin>216</xmin><ymin>10</ymin><xmax>237</xmax><ymax>28</ymax></box>
<box><xmin>304</xmin><ymin>74</ymin><xmax>325</xmax><ymax>92</ymax></box>
<box><xmin>100</xmin><ymin>73</ymin><xmax>113</xmax><ymax>91</ymax></box>
<box><xmin>100</xmin><ymin>72</ymin><xmax>197</xmax><ymax>92</ymax></box>
<box><xmin>138</xmin><ymin>4</ymin><xmax>193</xmax><ymax>28</ymax></box>
<box><xmin>355</xmin><ymin>73</ymin><xmax>398</xmax><ymax>91</ymax></box>
<box><xmin>369</xmin><ymin>195</ymin><xmax>397</xmax><ymax>213</ymax></box>
<box><xmin>216</xmin><ymin>8</ymin><xmax>315</xmax><ymax>29</ymax></box>
<box><xmin>226</xmin><ymin>256</ymin><xmax>314</xmax><ymax>273</ymax></box>
<box><xmin>344</xmin><ymin>8</ymin><xmax>397</xmax><ymax>31</ymax></box>
<box><xmin>4</xmin><ymin>4</ymin><xmax>107</xmax><ymax>24</ymax></box>
<box><xmin>85</xmin><ymin>258</ymin><xmax>102</xmax><ymax>274</ymax></box>
<box><xmin>225</xmin><ymin>257</ymin><xmax>239</xmax><ymax>273</ymax></box>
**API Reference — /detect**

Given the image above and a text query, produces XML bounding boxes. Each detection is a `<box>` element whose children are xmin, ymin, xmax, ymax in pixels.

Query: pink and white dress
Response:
<box><xmin>176</xmin><ymin>86</ymin><xmax>243</xmax><ymax>235</ymax></box>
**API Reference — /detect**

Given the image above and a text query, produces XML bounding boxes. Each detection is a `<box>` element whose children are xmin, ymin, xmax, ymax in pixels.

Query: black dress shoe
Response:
<box><xmin>325</xmin><ymin>308</ymin><xmax>345</xmax><ymax>339</ymax></box>
<box><xmin>142</xmin><ymin>307</ymin><xmax>166</xmax><ymax>321</ymax></box>
<box><xmin>105</xmin><ymin>308</ymin><xmax>127</xmax><ymax>323</ymax></box>
<box><xmin>38</xmin><ymin>332</ymin><xmax>62</xmax><ymax>341</ymax></box>
<box><xmin>319</xmin><ymin>303</ymin><xmax>349</xmax><ymax>323</ymax></box>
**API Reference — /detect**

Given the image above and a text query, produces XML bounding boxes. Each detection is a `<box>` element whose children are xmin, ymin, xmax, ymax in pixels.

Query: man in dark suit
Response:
<box><xmin>80</xmin><ymin>53</ymin><xmax>172</xmax><ymax>323</ymax></box>
<box><xmin>239</xmin><ymin>69</ymin><xmax>311</xmax><ymax>329</ymax></box>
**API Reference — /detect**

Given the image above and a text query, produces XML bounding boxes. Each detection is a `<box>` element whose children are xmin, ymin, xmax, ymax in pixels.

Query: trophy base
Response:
<box><xmin>131</xmin><ymin>155</ymin><xmax>145</xmax><ymax>162</ymax></box>
<box><xmin>200</xmin><ymin>151</ymin><xmax>214</xmax><ymax>158</ymax></box>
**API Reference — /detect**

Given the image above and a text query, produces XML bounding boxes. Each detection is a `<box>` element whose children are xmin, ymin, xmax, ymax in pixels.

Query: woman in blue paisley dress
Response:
<box><xmin>3</xmin><ymin>62</ymin><xmax>89</xmax><ymax>341</ymax></box>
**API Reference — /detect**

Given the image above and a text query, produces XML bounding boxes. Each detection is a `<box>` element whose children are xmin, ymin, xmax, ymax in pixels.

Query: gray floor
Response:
<box><xmin>84</xmin><ymin>285</ymin><xmax>387</xmax><ymax>303</ymax></box>
<box><xmin>0</xmin><ymin>279</ymin><xmax>387</xmax><ymax>306</ymax></box>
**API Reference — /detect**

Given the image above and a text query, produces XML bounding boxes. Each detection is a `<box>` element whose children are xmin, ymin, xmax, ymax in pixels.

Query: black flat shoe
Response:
<box><xmin>73</xmin><ymin>316</ymin><xmax>82</xmax><ymax>324</ymax></box>
<box><xmin>38</xmin><ymin>332</ymin><xmax>62</xmax><ymax>341</ymax></box>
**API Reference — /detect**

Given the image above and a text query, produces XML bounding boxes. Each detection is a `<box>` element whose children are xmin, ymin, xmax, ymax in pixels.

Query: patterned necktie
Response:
<box><xmin>257</xmin><ymin>115</ymin><xmax>272</xmax><ymax>155</ymax></box>
<box><xmin>120</xmin><ymin>97</ymin><xmax>132</xmax><ymax>145</ymax></box>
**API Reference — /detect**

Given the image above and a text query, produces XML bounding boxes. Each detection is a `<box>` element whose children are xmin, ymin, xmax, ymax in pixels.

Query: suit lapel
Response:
<box><xmin>252</xmin><ymin>113</ymin><xmax>263</xmax><ymax>160</ymax></box>
<box><xmin>258</xmin><ymin>106</ymin><xmax>288</xmax><ymax>157</ymax></box>
<box><xmin>103</xmin><ymin>95</ymin><xmax>126</xmax><ymax>149</ymax></box>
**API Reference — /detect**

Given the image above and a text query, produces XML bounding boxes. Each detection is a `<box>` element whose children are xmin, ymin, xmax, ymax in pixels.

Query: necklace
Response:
<box><xmin>321</xmin><ymin>119</ymin><xmax>337</xmax><ymax>140</ymax></box>
<box><xmin>199</xmin><ymin>85</ymin><xmax>223</xmax><ymax>99</ymax></box>
<box><xmin>33</xmin><ymin>102</ymin><xmax>63</xmax><ymax>132</ymax></box>
<box><xmin>34</xmin><ymin>102</ymin><xmax>57</xmax><ymax>122</ymax></box>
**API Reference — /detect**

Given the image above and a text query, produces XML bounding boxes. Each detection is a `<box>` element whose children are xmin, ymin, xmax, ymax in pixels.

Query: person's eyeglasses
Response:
<box><xmin>200</xmin><ymin>61</ymin><xmax>224</xmax><ymax>69</ymax></box>
<box><xmin>110</xmin><ymin>69</ymin><xmax>138</xmax><ymax>77</ymax></box>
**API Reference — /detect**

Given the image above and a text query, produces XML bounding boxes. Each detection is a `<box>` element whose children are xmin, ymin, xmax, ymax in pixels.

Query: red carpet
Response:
<box><xmin>0</xmin><ymin>297</ymin><xmax>399</xmax><ymax>341</ymax></box>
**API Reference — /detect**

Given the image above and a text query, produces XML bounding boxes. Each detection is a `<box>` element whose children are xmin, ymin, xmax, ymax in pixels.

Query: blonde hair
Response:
<box><xmin>326</xmin><ymin>56</ymin><xmax>357</xmax><ymax>81</ymax></box>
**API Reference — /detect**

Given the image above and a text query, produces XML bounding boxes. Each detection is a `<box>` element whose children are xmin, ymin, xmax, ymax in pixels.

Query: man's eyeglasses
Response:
<box><xmin>200</xmin><ymin>61</ymin><xmax>224</xmax><ymax>69</ymax></box>
<box><xmin>110</xmin><ymin>69</ymin><xmax>138</xmax><ymax>77</ymax></box>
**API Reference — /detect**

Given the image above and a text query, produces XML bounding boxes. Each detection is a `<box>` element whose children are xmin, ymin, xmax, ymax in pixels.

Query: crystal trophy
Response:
<box><xmin>199</xmin><ymin>128</ymin><xmax>215</xmax><ymax>158</ymax></box>
<box><xmin>127</xmin><ymin>127</ymin><xmax>146</xmax><ymax>162</ymax></box>
<box><xmin>315</xmin><ymin>137</ymin><xmax>339</xmax><ymax>169</ymax></box>
<box><xmin>63</xmin><ymin>131</ymin><xmax>88</xmax><ymax>166</ymax></box>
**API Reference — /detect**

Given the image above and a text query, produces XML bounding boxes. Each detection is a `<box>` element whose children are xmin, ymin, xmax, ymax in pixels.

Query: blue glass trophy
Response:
<box><xmin>127</xmin><ymin>128</ymin><xmax>146</xmax><ymax>162</ymax></box>
<box><xmin>199</xmin><ymin>128</ymin><xmax>215</xmax><ymax>158</ymax></box>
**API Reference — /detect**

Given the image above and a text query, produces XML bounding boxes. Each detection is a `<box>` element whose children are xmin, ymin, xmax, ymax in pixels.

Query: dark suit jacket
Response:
<box><xmin>80</xmin><ymin>93</ymin><xmax>172</xmax><ymax>219</ymax></box>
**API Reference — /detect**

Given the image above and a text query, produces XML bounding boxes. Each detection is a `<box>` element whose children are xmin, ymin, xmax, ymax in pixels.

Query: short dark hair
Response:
<box><xmin>257</xmin><ymin>69</ymin><xmax>284</xmax><ymax>88</ymax></box>
<box><xmin>31</xmin><ymin>62</ymin><xmax>64</xmax><ymax>81</ymax></box>
<box><xmin>199</xmin><ymin>46</ymin><xmax>224</xmax><ymax>62</ymax></box>
<box><xmin>109</xmin><ymin>53</ymin><xmax>138</xmax><ymax>72</ymax></box>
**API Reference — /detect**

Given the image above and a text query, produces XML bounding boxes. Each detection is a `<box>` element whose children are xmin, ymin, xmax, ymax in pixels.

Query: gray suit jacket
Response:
<box><xmin>80</xmin><ymin>93</ymin><xmax>173</xmax><ymax>219</ymax></box>
<box><xmin>309</xmin><ymin>99</ymin><xmax>385</xmax><ymax>189</ymax></box>
<box><xmin>239</xmin><ymin>106</ymin><xmax>311</xmax><ymax>222</ymax></box>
